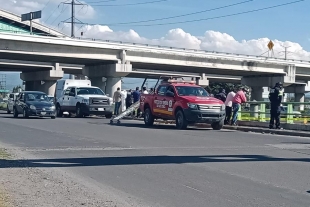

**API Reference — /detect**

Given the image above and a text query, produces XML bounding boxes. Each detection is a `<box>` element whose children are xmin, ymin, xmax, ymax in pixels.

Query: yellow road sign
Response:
<box><xmin>267</xmin><ymin>40</ymin><xmax>274</xmax><ymax>50</ymax></box>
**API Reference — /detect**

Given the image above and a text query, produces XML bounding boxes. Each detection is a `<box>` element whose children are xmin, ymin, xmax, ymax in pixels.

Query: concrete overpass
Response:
<box><xmin>0</xmin><ymin>31</ymin><xmax>310</xmax><ymax>101</ymax></box>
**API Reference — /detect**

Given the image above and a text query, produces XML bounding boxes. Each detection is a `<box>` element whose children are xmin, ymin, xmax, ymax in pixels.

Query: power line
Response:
<box><xmin>85</xmin><ymin>0</ymin><xmax>305</xmax><ymax>27</ymax></box>
<box><xmin>87</xmin><ymin>0</ymin><xmax>117</xmax><ymax>3</ymax></box>
<box><xmin>104</xmin><ymin>0</ymin><xmax>254</xmax><ymax>26</ymax></box>
<box><xmin>50</xmin><ymin>5</ymin><xmax>69</xmax><ymax>26</ymax></box>
<box><xmin>41</xmin><ymin>0</ymin><xmax>52</xmax><ymax>11</ymax></box>
<box><xmin>90</xmin><ymin>0</ymin><xmax>168</xmax><ymax>7</ymax></box>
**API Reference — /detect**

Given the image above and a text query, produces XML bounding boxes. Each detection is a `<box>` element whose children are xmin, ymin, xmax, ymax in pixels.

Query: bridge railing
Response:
<box><xmin>1</xmin><ymin>30</ymin><xmax>309</xmax><ymax>64</ymax></box>
<box><xmin>237</xmin><ymin>101</ymin><xmax>310</xmax><ymax>124</ymax></box>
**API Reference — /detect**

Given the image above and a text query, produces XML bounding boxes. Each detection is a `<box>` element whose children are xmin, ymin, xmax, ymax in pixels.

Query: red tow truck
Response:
<box><xmin>140</xmin><ymin>77</ymin><xmax>226</xmax><ymax>130</ymax></box>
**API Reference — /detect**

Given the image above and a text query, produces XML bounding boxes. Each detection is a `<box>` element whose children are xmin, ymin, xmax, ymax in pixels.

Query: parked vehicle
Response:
<box><xmin>7</xmin><ymin>93</ymin><xmax>19</xmax><ymax>114</ymax></box>
<box><xmin>55</xmin><ymin>80</ymin><xmax>113</xmax><ymax>118</ymax></box>
<box><xmin>140</xmin><ymin>78</ymin><xmax>226</xmax><ymax>130</ymax></box>
<box><xmin>280</xmin><ymin>106</ymin><xmax>302</xmax><ymax>118</ymax></box>
<box><xmin>13</xmin><ymin>91</ymin><xmax>56</xmax><ymax>119</ymax></box>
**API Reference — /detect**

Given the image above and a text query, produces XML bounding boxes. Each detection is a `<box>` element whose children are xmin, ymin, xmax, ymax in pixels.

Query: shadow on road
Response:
<box><xmin>1</xmin><ymin>154</ymin><xmax>309</xmax><ymax>169</ymax></box>
<box><xmin>107</xmin><ymin>122</ymin><xmax>219</xmax><ymax>131</ymax></box>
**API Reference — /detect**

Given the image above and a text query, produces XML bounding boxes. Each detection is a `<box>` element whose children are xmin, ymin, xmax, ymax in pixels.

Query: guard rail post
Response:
<box><xmin>286</xmin><ymin>103</ymin><xmax>293</xmax><ymax>124</ymax></box>
<box><xmin>238</xmin><ymin>104</ymin><xmax>242</xmax><ymax>121</ymax></box>
<box><xmin>259</xmin><ymin>103</ymin><xmax>266</xmax><ymax>122</ymax></box>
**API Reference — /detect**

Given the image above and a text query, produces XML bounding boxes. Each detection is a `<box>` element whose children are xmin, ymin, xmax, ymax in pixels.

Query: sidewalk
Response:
<box><xmin>122</xmin><ymin>116</ymin><xmax>310</xmax><ymax>138</ymax></box>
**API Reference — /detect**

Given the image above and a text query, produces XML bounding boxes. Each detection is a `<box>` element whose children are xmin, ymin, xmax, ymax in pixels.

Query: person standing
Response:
<box><xmin>126</xmin><ymin>89</ymin><xmax>133</xmax><ymax>109</ymax></box>
<box><xmin>215</xmin><ymin>89</ymin><xmax>227</xmax><ymax>103</ymax></box>
<box><xmin>142</xmin><ymin>86</ymin><xmax>149</xmax><ymax>94</ymax></box>
<box><xmin>224</xmin><ymin>90</ymin><xmax>236</xmax><ymax>125</ymax></box>
<box><xmin>231</xmin><ymin>87</ymin><xmax>248</xmax><ymax>126</ymax></box>
<box><xmin>268</xmin><ymin>82</ymin><xmax>284</xmax><ymax>129</ymax></box>
<box><xmin>132</xmin><ymin>87</ymin><xmax>141</xmax><ymax>117</ymax></box>
<box><xmin>113</xmin><ymin>87</ymin><xmax>122</xmax><ymax>116</ymax></box>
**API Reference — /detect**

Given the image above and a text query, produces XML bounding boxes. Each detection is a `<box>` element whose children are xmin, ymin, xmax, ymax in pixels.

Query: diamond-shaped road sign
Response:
<box><xmin>267</xmin><ymin>40</ymin><xmax>274</xmax><ymax>50</ymax></box>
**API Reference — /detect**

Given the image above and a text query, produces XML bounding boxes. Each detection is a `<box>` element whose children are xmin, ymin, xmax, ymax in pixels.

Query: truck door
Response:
<box><xmin>68</xmin><ymin>87</ymin><xmax>76</xmax><ymax>111</ymax></box>
<box><xmin>61</xmin><ymin>87</ymin><xmax>71</xmax><ymax>111</ymax></box>
<box><xmin>165</xmin><ymin>86</ymin><xmax>176</xmax><ymax>118</ymax></box>
<box><xmin>153</xmin><ymin>85</ymin><xmax>169</xmax><ymax>117</ymax></box>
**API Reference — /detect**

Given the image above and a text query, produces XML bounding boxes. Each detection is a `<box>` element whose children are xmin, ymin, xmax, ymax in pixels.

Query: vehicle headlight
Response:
<box><xmin>29</xmin><ymin>105</ymin><xmax>36</xmax><ymax>110</ymax></box>
<box><xmin>50</xmin><ymin>106</ymin><xmax>55</xmax><ymax>110</ymax></box>
<box><xmin>221</xmin><ymin>104</ymin><xmax>226</xmax><ymax>110</ymax></box>
<box><xmin>82</xmin><ymin>99</ymin><xmax>89</xmax><ymax>105</ymax></box>
<box><xmin>187</xmin><ymin>103</ymin><xmax>197</xmax><ymax>109</ymax></box>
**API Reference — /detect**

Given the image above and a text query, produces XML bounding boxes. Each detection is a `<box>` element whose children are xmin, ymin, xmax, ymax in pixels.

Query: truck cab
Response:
<box><xmin>140</xmin><ymin>79</ymin><xmax>225</xmax><ymax>130</ymax></box>
<box><xmin>55</xmin><ymin>80</ymin><xmax>113</xmax><ymax>118</ymax></box>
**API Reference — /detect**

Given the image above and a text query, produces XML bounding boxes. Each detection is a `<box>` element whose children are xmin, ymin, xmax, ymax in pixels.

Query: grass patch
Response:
<box><xmin>0</xmin><ymin>190</ymin><xmax>10</xmax><ymax>207</ymax></box>
<box><xmin>0</xmin><ymin>149</ymin><xmax>10</xmax><ymax>160</ymax></box>
<box><xmin>0</xmin><ymin>149</ymin><xmax>12</xmax><ymax>207</ymax></box>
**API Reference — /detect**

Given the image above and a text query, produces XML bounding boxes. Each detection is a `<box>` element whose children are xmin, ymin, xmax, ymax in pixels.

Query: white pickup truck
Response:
<box><xmin>55</xmin><ymin>80</ymin><xmax>113</xmax><ymax>118</ymax></box>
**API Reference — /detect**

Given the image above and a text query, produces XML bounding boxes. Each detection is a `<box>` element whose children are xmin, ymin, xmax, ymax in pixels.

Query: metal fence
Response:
<box><xmin>238</xmin><ymin>101</ymin><xmax>310</xmax><ymax>124</ymax></box>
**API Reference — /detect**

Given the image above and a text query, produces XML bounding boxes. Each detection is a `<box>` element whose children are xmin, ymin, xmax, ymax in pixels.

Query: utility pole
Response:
<box><xmin>71</xmin><ymin>0</ymin><xmax>75</xmax><ymax>38</ymax></box>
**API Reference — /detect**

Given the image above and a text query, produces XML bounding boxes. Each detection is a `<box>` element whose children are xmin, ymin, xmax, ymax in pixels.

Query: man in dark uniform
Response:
<box><xmin>268</xmin><ymin>82</ymin><xmax>284</xmax><ymax>129</ymax></box>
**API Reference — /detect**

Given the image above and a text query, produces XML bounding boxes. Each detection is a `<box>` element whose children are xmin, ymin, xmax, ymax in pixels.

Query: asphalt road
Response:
<box><xmin>0</xmin><ymin>112</ymin><xmax>310</xmax><ymax>207</ymax></box>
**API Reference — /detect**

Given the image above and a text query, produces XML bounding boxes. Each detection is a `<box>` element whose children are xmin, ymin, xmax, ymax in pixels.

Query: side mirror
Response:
<box><xmin>166</xmin><ymin>91</ymin><xmax>174</xmax><ymax>97</ymax></box>
<box><xmin>106</xmin><ymin>94</ymin><xmax>109</xmax><ymax>97</ymax></box>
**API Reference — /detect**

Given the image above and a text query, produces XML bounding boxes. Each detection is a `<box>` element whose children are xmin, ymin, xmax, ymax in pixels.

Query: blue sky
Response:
<box><xmin>73</xmin><ymin>0</ymin><xmax>310</xmax><ymax>50</ymax></box>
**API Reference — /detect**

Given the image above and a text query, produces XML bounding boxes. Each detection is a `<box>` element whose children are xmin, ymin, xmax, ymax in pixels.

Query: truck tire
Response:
<box><xmin>175</xmin><ymin>110</ymin><xmax>188</xmax><ymax>130</ymax></box>
<box><xmin>211</xmin><ymin>120</ymin><xmax>224</xmax><ymax>130</ymax></box>
<box><xmin>144</xmin><ymin>108</ymin><xmax>154</xmax><ymax>126</ymax></box>
<box><xmin>56</xmin><ymin>104</ymin><xmax>63</xmax><ymax>117</ymax></box>
<box><xmin>76</xmin><ymin>104</ymin><xmax>84</xmax><ymax>118</ymax></box>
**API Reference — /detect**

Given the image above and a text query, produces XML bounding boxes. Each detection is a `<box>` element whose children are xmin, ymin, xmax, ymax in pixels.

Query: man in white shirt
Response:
<box><xmin>142</xmin><ymin>87</ymin><xmax>149</xmax><ymax>94</ymax></box>
<box><xmin>224</xmin><ymin>90</ymin><xmax>236</xmax><ymax>125</ymax></box>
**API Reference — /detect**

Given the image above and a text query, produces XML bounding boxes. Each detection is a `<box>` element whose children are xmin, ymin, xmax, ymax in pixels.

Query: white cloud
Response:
<box><xmin>63</xmin><ymin>24</ymin><xmax>310</xmax><ymax>61</ymax></box>
<box><xmin>2</xmin><ymin>1</ymin><xmax>309</xmax><ymax>61</ymax></box>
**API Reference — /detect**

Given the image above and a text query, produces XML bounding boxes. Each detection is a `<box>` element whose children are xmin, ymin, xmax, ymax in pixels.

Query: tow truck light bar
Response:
<box><xmin>167</xmin><ymin>79</ymin><xmax>196</xmax><ymax>84</ymax></box>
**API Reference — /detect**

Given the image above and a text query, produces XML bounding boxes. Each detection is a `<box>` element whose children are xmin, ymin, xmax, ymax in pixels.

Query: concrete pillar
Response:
<box><xmin>20</xmin><ymin>70</ymin><xmax>64</xmax><ymax>96</ymax></box>
<box><xmin>24</xmin><ymin>81</ymin><xmax>56</xmax><ymax>96</ymax></box>
<box><xmin>294</xmin><ymin>93</ymin><xmax>305</xmax><ymax>111</ymax></box>
<box><xmin>251</xmin><ymin>87</ymin><xmax>264</xmax><ymax>101</ymax></box>
<box><xmin>90</xmin><ymin>77</ymin><xmax>106</xmax><ymax>92</ymax></box>
<box><xmin>106</xmin><ymin>77</ymin><xmax>122</xmax><ymax>97</ymax></box>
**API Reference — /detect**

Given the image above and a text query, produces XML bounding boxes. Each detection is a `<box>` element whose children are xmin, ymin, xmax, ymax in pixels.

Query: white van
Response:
<box><xmin>55</xmin><ymin>79</ymin><xmax>113</xmax><ymax>118</ymax></box>
<box><xmin>55</xmin><ymin>79</ymin><xmax>91</xmax><ymax>101</ymax></box>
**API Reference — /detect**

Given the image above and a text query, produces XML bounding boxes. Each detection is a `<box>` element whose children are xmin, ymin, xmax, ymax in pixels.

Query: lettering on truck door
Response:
<box><xmin>153</xmin><ymin>85</ymin><xmax>168</xmax><ymax>116</ymax></box>
<box><xmin>165</xmin><ymin>86</ymin><xmax>176</xmax><ymax>118</ymax></box>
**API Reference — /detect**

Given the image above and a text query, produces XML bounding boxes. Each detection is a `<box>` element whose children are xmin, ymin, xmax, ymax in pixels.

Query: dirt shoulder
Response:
<box><xmin>0</xmin><ymin>146</ymin><xmax>140</xmax><ymax>207</ymax></box>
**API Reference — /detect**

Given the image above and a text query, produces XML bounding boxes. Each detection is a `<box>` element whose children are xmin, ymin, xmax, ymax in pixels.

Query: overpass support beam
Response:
<box><xmin>251</xmin><ymin>87</ymin><xmax>264</xmax><ymax>101</ymax></box>
<box><xmin>294</xmin><ymin>93</ymin><xmax>305</xmax><ymax>111</ymax></box>
<box><xmin>20</xmin><ymin>70</ymin><xmax>64</xmax><ymax>96</ymax></box>
<box><xmin>83</xmin><ymin>63</ymin><xmax>132</xmax><ymax>95</ymax></box>
<box><xmin>284</xmin><ymin>82</ymin><xmax>310</xmax><ymax>111</ymax></box>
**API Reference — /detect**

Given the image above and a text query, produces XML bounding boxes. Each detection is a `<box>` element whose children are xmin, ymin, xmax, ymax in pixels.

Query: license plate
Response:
<box><xmin>98</xmin><ymin>108</ymin><xmax>104</xmax><ymax>111</ymax></box>
<box><xmin>41</xmin><ymin>112</ymin><xmax>46</xmax><ymax>115</ymax></box>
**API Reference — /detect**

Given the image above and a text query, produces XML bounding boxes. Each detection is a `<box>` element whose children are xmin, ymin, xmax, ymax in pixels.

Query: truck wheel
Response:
<box><xmin>76</xmin><ymin>105</ymin><xmax>84</xmax><ymax>118</ymax></box>
<box><xmin>144</xmin><ymin>108</ymin><xmax>154</xmax><ymax>126</ymax></box>
<box><xmin>13</xmin><ymin>107</ymin><xmax>18</xmax><ymax>118</ymax></box>
<box><xmin>211</xmin><ymin>120</ymin><xmax>224</xmax><ymax>130</ymax></box>
<box><xmin>56</xmin><ymin>104</ymin><xmax>63</xmax><ymax>117</ymax></box>
<box><xmin>175</xmin><ymin>110</ymin><xmax>188</xmax><ymax>130</ymax></box>
<box><xmin>105</xmin><ymin>113</ymin><xmax>113</xmax><ymax>119</ymax></box>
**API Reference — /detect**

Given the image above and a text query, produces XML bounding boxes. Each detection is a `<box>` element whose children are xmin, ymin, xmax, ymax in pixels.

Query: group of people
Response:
<box><xmin>215</xmin><ymin>87</ymin><xmax>248</xmax><ymax>126</ymax></box>
<box><xmin>113</xmin><ymin>86</ymin><xmax>151</xmax><ymax>116</ymax></box>
<box><xmin>215</xmin><ymin>82</ymin><xmax>284</xmax><ymax>129</ymax></box>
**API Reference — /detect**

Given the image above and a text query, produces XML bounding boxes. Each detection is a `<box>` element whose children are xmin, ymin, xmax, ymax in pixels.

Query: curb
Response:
<box><xmin>120</xmin><ymin>116</ymin><xmax>310</xmax><ymax>138</ymax></box>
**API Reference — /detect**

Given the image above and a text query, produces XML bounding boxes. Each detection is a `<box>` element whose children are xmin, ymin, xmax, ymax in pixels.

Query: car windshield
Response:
<box><xmin>26</xmin><ymin>93</ymin><xmax>49</xmax><ymax>101</ymax></box>
<box><xmin>76</xmin><ymin>87</ymin><xmax>105</xmax><ymax>95</ymax></box>
<box><xmin>175</xmin><ymin>86</ymin><xmax>209</xmax><ymax>97</ymax></box>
